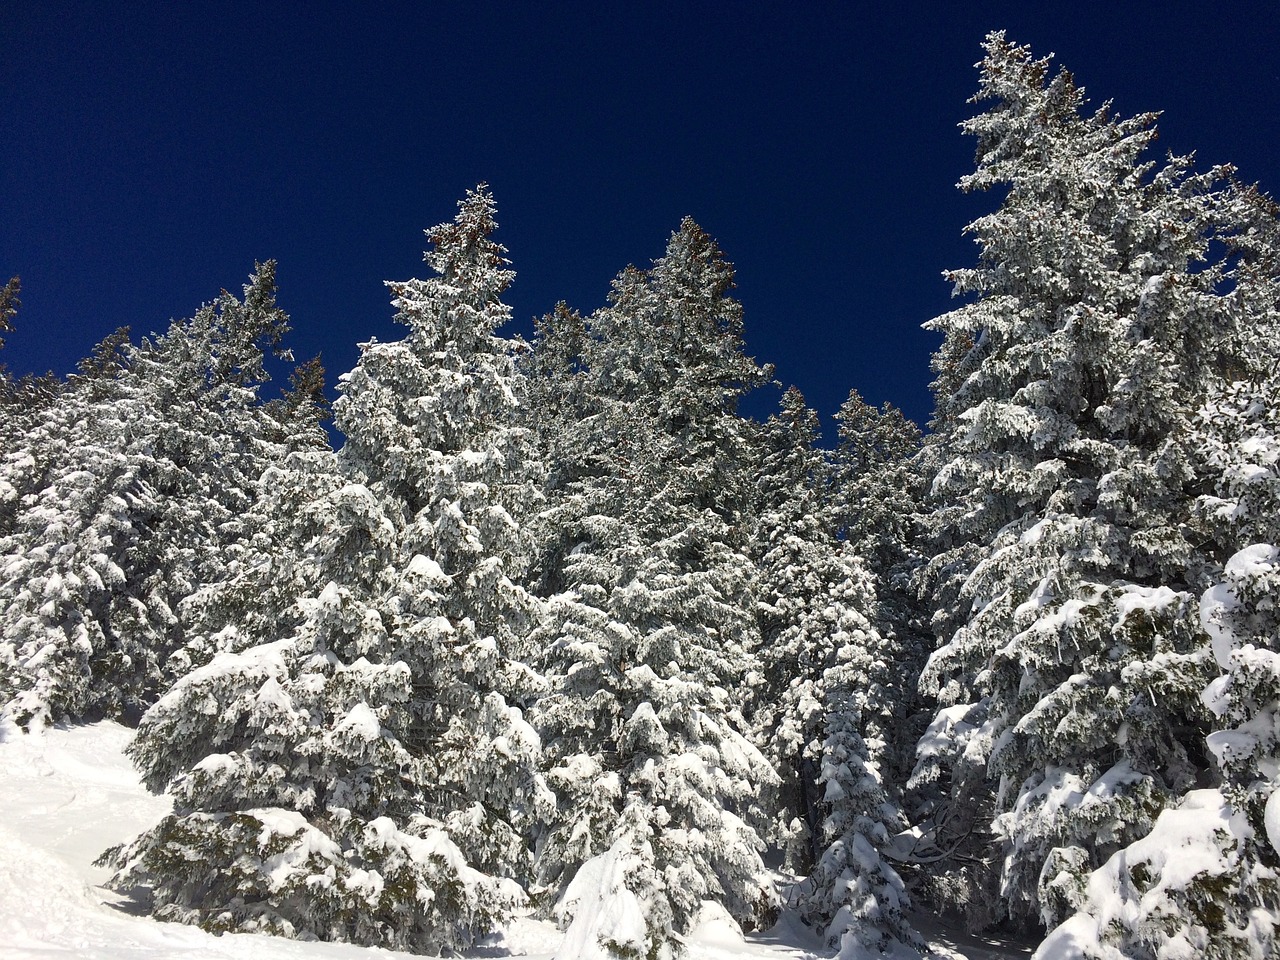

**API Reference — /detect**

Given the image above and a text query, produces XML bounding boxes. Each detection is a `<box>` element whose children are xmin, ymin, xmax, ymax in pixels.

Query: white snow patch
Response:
<box><xmin>1225</xmin><ymin>542</ymin><xmax>1279</xmax><ymax>580</ymax></box>
<box><xmin>406</xmin><ymin>553</ymin><xmax>450</xmax><ymax>582</ymax></box>
<box><xmin>1113</xmin><ymin>584</ymin><xmax>1183</xmax><ymax>624</ymax></box>
<box><xmin>333</xmin><ymin>701</ymin><xmax>382</xmax><ymax>742</ymax></box>
<box><xmin>1266</xmin><ymin>789</ymin><xmax>1280</xmax><ymax>858</ymax></box>
<box><xmin>554</xmin><ymin>840</ymin><xmax>647</xmax><ymax>960</ymax></box>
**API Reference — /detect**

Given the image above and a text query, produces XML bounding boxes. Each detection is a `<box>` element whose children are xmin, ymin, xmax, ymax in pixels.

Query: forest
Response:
<box><xmin>1</xmin><ymin>33</ymin><xmax>1277</xmax><ymax>960</ymax></box>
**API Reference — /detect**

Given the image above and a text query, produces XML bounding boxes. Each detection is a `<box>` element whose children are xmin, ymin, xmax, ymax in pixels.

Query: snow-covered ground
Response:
<box><xmin>0</xmin><ymin>721</ymin><xmax>1031</xmax><ymax>960</ymax></box>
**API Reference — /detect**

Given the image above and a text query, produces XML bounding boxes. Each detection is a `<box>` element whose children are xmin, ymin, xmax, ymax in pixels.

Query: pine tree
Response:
<box><xmin>745</xmin><ymin>388</ymin><xmax>922</xmax><ymax>956</ymax></box>
<box><xmin>830</xmin><ymin>390</ymin><xmax>928</xmax><ymax>791</ymax></box>
<box><xmin>105</xmin><ymin>187</ymin><xmax>551</xmax><ymax>953</ymax></box>
<box><xmin>1198</xmin><ymin>188</ymin><xmax>1280</xmax><ymax>829</ymax></box>
<box><xmin>1038</xmin><ymin>183</ymin><xmax>1280</xmax><ymax>960</ymax></box>
<box><xmin>915</xmin><ymin>33</ymin><xmax>1244</xmax><ymax>930</ymax></box>
<box><xmin>0</xmin><ymin>265</ymin><xmax>297</xmax><ymax>727</ymax></box>
<box><xmin>530</xmin><ymin>220</ymin><xmax>779</xmax><ymax>957</ymax></box>
<box><xmin>749</xmin><ymin>388</ymin><xmax>832</xmax><ymax>867</ymax></box>
<box><xmin>170</xmin><ymin>356</ymin><xmax>335</xmax><ymax>680</ymax></box>
<box><xmin>0</xmin><ymin>276</ymin><xmax>64</xmax><ymax>534</ymax></box>
<box><xmin>0</xmin><ymin>275</ymin><xmax>17</xmax><ymax>344</ymax></box>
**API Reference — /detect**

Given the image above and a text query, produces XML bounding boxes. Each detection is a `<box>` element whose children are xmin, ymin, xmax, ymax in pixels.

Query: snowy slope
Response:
<box><xmin>0</xmin><ymin>721</ymin><xmax>1029</xmax><ymax>960</ymax></box>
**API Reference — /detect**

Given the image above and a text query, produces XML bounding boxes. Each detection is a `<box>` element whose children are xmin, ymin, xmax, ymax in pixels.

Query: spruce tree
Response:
<box><xmin>749</xmin><ymin>388</ymin><xmax>833</xmax><ymax>867</ymax></box>
<box><xmin>0</xmin><ymin>277</ymin><xmax>64</xmax><ymax>535</ymax></box>
<box><xmin>0</xmin><ymin>265</ymin><xmax>297</xmax><ymax>727</ymax></box>
<box><xmin>749</xmin><ymin>388</ymin><xmax>923</xmax><ymax>956</ymax></box>
<box><xmin>106</xmin><ymin>187</ymin><xmax>551</xmax><ymax>953</ymax></box>
<box><xmin>530</xmin><ymin>220</ymin><xmax>779</xmax><ymax>957</ymax></box>
<box><xmin>830</xmin><ymin>390</ymin><xmax>927</xmax><ymax>790</ymax></box>
<box><xmin>915</xmin><ymin>33</ymin><xmax>1243</xmax><ymax>930</ymax></box>
<box><xmin>1038</xmin><ymin>183</ymin><xmax>1280</xmax><ymax>960</ymax></box>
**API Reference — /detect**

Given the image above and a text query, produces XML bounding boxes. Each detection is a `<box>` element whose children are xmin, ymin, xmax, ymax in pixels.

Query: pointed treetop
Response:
<box><xmin>776</xmin><ymin>385</ymin><xmax>821</xmax><ymax>442</ymax></box>
<box><xmin>424</xmin><ymin>183</ymin><xmax>513</xmax><ymax>294</ymax></box>
<box><xmin>210</xmin><ymin>260</ymin><xmax>292</xmax><ymax>386</ymax></box>
<box><xmin>960</xmin><ymin>32</ymin><xmax>1111</xmax><ymax>195</ymax></box>
<box><xmin>75</xmin><ymin>327</ymin><xmax>133</xmax><ymax>380</ymax></box>
<box><xmin>390</xmin><ymin>184</ymin><xmax>514</xmax><ymax>345</ymax></box>
<box><xmin>972</xmin><ymin>31</ymin><xmax>1055</xmax><ymax>102</ymax></box>
<box><xmin>270</xmin><ymin>353</ymin><xmax>330</xmax><ymax>432</ymax></box>
<box><xmin>835</xmin><ymin>389</ymin><xmax>921</xmax><ymax>473</ymax></box>
<box><xmin>0</xmin><ymin>276</ymin><xmax>18</xmax><ymax>345</ymax></box>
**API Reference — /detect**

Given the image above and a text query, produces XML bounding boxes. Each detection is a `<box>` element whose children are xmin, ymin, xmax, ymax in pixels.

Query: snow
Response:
<box><xmin>1266</xmin><ymin>790</ymin><xmax>1280</xmax><ymax>858</ymax></box>
<box><xmin>0</xmin><ymin>721</ymin><xmax>1028</xmax><ymax>960</ymax></box>
<box><xmin>1225</xmin><ymin>542</ymin><xmax>1279</xmax><ymax>579</ymax></box>
<box><xmin>553</xmin><ymin>841</ymin><xmax>648</xmax><ymax>960</ymax></box>
<box><xmin>1200</xmin><ymin>543</ymin><xmax>1280</xmax><ymax>668</ymax></box>
<box><xmin>1199</xmin><ymin>582</ymin><xmax>1241</xmax><ymax>670</ymax></box>
<box><xmin>406</xmin><ymin>553</ymin><xmax>450</xmax><ymax>583</ymax></box>
<box><xmin>333</xmin><ymin>701</ymin><xmax>383</xmax><ymax>741</ymax></box>
<box><xmin>1112</xmin><ymin>584</ymin><xmax>1182</xmax><ymax>624</ymax></box>
<box><xmin>1033</xmin><ymin>789</ymin><xmax>1245</xmax><ymax>960</ymax></box>
<box><xmin>912</xmin><ymin>703</ymin><xmax>986</xmax><ymax>773</ymax></box>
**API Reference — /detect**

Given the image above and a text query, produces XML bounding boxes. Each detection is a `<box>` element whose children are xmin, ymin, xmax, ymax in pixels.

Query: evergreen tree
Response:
<box><xmin>749</xmin><ymin>388</ymin><xmax>833</xmax><ymax>867</ymax></box>
<box><xmin>1037</xmin><ymin>183</ymin><xmax>1280</xmax><ymax>960</ymax></box>
<box><xmin>530</xmin><ymin>220</ymin><xmax>779</xmax><ymax>957</ymax></box>
<box><xmin>0</xmin><ymin>265</ymin><xmax>297</xmax><ymax>727</ymax></box>
<box><xmin>830</xmin><ymin>390</ymin><xmax>928</xmax><ymax>791</ymax></box>
<box><xmin>0</xmin><ymin>275</ymin><xmax>17</xmax><ymax>345</ymax></box>
<box><xmin>0</xmin><ymin>276</ymin><xmax>64</xmax><ymax>533</ymax></box>
<box><xmin>169</xmin><ymin>355</ymin><xmax>335</xmax><ymax>680</ymax></box>
<box><xmin>1197</xmin><ymin>188</ymin><xmax>1280</xmax><ymax>828</ymax></box>
<box><xmin>105</xmin><ymin>187</ymin><xmax>551</xmax><ymax>953</ymax></box>
<box><xmin>746</xmin><ymin>388</ymin><xmax>922</xmax><ymax>956</ymax></box>
<box><xmin>915</xmin><ymin>33</ymin><xmax>1243</xmax><ymax>930</ymax></box>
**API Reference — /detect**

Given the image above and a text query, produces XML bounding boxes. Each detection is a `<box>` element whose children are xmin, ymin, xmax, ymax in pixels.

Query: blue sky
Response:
<box><xmin>4</xmin><ymin>2</ymin><xmax>1278</xmax><ymax>437</ymax></box>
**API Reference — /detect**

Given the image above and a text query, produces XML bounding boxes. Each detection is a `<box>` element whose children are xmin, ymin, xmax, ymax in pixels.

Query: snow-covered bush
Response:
<box><xmin>1035</xmin><ymin>790</ymin><xmax>1276</xmax><ymax>960</ymax></box>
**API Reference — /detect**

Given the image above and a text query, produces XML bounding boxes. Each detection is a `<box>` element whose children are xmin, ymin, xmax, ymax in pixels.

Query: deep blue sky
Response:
<box><xmin>4</xmin><ymin>3</ymin><xmax>1279</xmax><ymax>438</ymax></box>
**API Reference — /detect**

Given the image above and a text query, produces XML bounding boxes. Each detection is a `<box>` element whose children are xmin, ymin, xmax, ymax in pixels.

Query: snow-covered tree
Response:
<box><xmin>170</xmin><ymin>368</ymin><xmax>336</xmax><ymax>680</ymax></box>
<box><xmin>105</xmin><ymin>187</ymin><xmax>552</xmax><ymax>953</ymax></box>
<box><xmin>1036</xmin><ymin>186</ymin><xmax>1280</xmax><ymax>960</ymax></box>
<box><xmin>914</xmin><ymin>33</ymin><xmax>1245</xmax><ymax>930</ymax></box>
<box><xmin>746</xmin><ymin>388</ymin><xmax>922</xmax><ymax>956</ymax></box>
<box><xmin>0</xmin><ymin>277</ymin><xmax>71</xmax><ymax>535</ymax></box>
<box><xmin>0</xmin><ymin>264</ymin><xmax>298</xmax><ymax>728</ymax></box>
<box><xmin>1195</xmin><ymin>186</ymin><xmax>1280</xmax><ymax>826</ymax></box>
<box><xmin>829</xmin><ymin>390</ymin><xmax>928</xmax><ymax>792</ymax></box>
<box><xmin>831</xmin><ymin>391</ymin><xmax>922</xmax><ymax>577</ymax></box>
<box><xmin>748</xmin><ymin>388</ymin><xmax>833</xmax><ymax>865</ymax></box>
<box><xmin>1197</xmin><ymin>214</ymin><xmax>1280</xmax><ymax>829</ymax></box>
<box><xmin>0</xmin><ymin>275</ymin><xmax>16</xmax><ymax>345</ymax></box>
<box><xmin>1034</xmin><ymin>789</ymin><xmax>1277</xmax><ymax>960</ymax></box>
<box><xmin>530</xmin><ymin>220</ymin><xmax>779</xmax><ymax>957</ymax></box>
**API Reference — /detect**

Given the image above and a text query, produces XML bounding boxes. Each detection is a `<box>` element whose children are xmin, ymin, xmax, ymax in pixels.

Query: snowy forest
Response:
<box><xmin>2</xmin><ymin>33</ymin><xmax>1279</xmax><ymax>960</ymax></box>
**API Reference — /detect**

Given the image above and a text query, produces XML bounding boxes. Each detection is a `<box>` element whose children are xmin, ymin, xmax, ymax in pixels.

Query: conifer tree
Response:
<box><xmin>106</xmin><ymin>187</ymin><xmax>551</xmax><ymax>953</ymax></box>
<box><xmin>915</xmin><ymin>33</ymin><xmax>1244</xmax><ymax>930</ymax></box>
<box><xmin>0</xmin><ymin>276</ymin><xmax>64</xmax><ymax>534</ymax></box>
<box><xmin>1038</xmin><ymin>182</ymin><xmax>1280</xmax><ymax>960</ymax></box>
<box><xmin>0</xmin><ymin>275</ymin><xmax>17</xmax><ymax>344</ymax></box>
<box><xmin>0</xmin><ymin>265</ymin><xmax>297</xmax><ymax>727</ymax></box>
<box><xmin>830</xmin><ymin>391</ymin><xmax>927</xmax><ymax>790</ymax></box>
<box><xmin>749</xmin><ymin>388</ymin><xmax>923</xmax><ymax>956</ymax></box>
<box><xmin>530</xmin><ymin>220</ymin><xmax>779</xmax><ymax>957</ymax></box>
<box><xmin>749</xmin><ymin>388</ymin><xmax>832</xmax><ymax>866</ymax></box>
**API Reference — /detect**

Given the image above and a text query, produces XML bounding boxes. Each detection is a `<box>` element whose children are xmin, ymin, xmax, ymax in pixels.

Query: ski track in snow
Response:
<box><xmin>0</xmin><ymin>721</ymin><xmax>1029</xmax><ymax>960</ymax></box>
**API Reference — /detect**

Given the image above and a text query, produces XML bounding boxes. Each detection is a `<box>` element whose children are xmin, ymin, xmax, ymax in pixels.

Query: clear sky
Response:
<box><xmin>4</xmin><ymin>2</ymin><xmax>1278</xmax><ymax>437</ymax></box>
